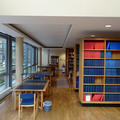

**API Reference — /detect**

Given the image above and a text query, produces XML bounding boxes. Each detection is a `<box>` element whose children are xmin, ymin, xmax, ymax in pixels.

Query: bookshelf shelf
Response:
<box><xmin>106</xmin><ymin>50</ymin><xmax>120</xmax><ymax>51</ymax></box>
<box><xmin>73</xmin><ymin>44</ymin><xmax>80</xmax><ymax>89</ymax></box>
<box><xmin>106</xmin><ymin>58</ymin><xmax>120</xmax><ymax>60</ymax></box>
<box><xmin>84</xmin><ymin>49</ymin><xmax>104</xmax><ymax>51</ymax></box>
<box><xmin>84</xmin><ymin>75</ymin><xmax>104</xmax><ymax>77</ymax></box>
<box><xmin>84</xmin><ymin>66</ymin><xmax>104</xmax><ymax>68</ymax></box>
<box><xmin>84</xmin><ymin>83</ymin><xmax>104</xmax><ymax>85</ymax></box>
<box><xmin>81</xmin><ymin>101</ymin><xmax>120</xmax><ymax>104</ymax></box>
<box><xmin>84</xmin><ymin>58</ymin><xmax>105</xmax><ymax>60</ymax></box>
<box><xmin>83</xmin><ymin>92</ymin><xmax>104</xmax><ymax>94</ymax></box>
<box><xmin>79</xmin><ymin>38</ymin><xmax>120</xmax><ymax>104</ymax></box>
<box><xmin>105</xmin><ymin>75</ymin><xmax>120</xmax><ymax>77</ymax></box>
<box><xmin>106</xmin><ymin>67</ymin><xmax>120</xmax><ymax>68</ymax></box>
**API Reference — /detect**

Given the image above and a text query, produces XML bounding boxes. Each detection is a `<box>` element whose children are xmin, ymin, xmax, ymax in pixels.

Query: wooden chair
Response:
<box><xmin>18</xmin><ymin>93</ymin><xmax>36</xmax><ymax>120</ymax></box>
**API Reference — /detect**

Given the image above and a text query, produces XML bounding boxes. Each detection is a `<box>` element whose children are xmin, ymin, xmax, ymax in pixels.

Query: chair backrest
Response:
<box><xmin>34</xmin><ymin>74</ymin><xmax>45</xmax><ymax>80</ymax></box>
<box><xmin>19</xmin><ymin>93</ymin><xmax>36</xmax><ymax>106</ymax></box>
<box><xmin>38</xmin><ymin>74</ymin><xmax>45</xmax><ymax>79</ymax></box>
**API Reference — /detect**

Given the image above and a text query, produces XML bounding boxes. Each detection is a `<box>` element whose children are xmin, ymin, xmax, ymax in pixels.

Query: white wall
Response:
<box><xmin>0</xmin><ymin>0</ymin><xmax>120</xmax><ymax>17</ymax></box>
<box><xmin>50</xmin><ymin>48</ymin><xmax>65</xmax><ymax>69</ymax></box>
<box><xmin>42</xmin><ymin>48</ymin><xmax>49</xmax><ymax>65</ymax></box>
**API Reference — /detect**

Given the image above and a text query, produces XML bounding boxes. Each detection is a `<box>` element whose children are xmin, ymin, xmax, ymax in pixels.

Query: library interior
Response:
<box><xmin>0</xmin><ymin>1</ymin><xmax>120</xmax><ymax>120</ymax></box>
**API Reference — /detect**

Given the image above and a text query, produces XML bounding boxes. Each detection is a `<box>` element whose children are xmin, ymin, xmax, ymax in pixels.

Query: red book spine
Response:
<box><xmin>95</xmin><ymin>42</ymin><xmax>104</xmax><ymax>49</ymax></box>
<box><xmin>84</xmin><ymin>51</ymin><xmax>101</xmax><ymax>58</ymax></box>
<box><xmin>83</xmin><ymin>94</ymin><xmax>86</xmax><ymax>101</ymax></box>
<box><xmin>84</xmin><ymin>42</ymin><xmax>95</xmax><ymax>49</ymax></box>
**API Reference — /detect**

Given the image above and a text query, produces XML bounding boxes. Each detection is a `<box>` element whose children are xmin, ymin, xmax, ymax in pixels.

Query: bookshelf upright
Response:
<box><xmin>73</xmin><ymin>44</ymin><xmax>80</xmax><ymax>89</ymax></box>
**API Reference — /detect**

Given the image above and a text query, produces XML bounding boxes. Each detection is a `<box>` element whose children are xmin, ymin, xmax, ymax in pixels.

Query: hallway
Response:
<box><xmin>56</xmin><ymin>71</ymin><xmax>69</xmax><ymax>88</ymax></box>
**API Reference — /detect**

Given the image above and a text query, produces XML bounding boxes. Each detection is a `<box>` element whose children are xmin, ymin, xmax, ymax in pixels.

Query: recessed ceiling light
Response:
<box><xmin>105</xmin><ymin>24</ymin><xmax>112</xmax><ymax>28</ymax></box>
<box><xmin>90</xmin><ymin>35</ymin><xmax>95</xmax><ymax>37</ymax></box>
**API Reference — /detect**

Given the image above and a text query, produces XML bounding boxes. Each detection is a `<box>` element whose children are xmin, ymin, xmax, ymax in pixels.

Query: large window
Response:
<box><xmin>23</xmin><ymin>43</ymin><xmax>38</xmax><ymax>78</ymax></box>
<box><xmin>0</xmin><ymin>32</ymin><xmax>38</xmax><ymax>94</ymax></box>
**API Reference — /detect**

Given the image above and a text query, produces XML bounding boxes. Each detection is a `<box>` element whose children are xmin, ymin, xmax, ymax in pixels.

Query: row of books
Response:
<box><xmin>106</xmin><ymin>42</ymin><xmax>120</xmax><ymax>50</ymax></box>
<box><xmin>105</xmin><ymin>85</ymin><xmax>120</xmax><ymax>92</ymax></box>
<box><xmin>76</xmin><ymin>82</ymin><xmax>79</xmax><ymax>88</ymax></box>
<box><xmin>106</xmin><ymin>51</ymin><xmax>112</xmax><ymax>58</ymax></box>
<box><xmin>84</xmin><ymin>68</ymin><xmax>104</xmax><ymax>75</ymax></box>
<box><xmin>105</xmin><ymin>68</ymin><xmax>120</xmax><ymax>75</ymax></box>
<box><xmin>105</xmin><ymin>77</ymin><xmax>120</xmax><ymax>84</ymax></box>
<box><xmin>76</xmin><ymin>76</ymin><xmax>79</xmax><ymax>88</ymax></box>
<box><xmin>84</xmin><ymin>42</ymin><xmax>104</xmax><ymax>50</ymax></box>
<box><xmin>84</xmin><ymin>85</ymin><xmax>103</xmax><ymax>92</ymax></box>
<box><xmin>76</xmin><ymin>59</ymin><xmax>79</xmax><ymax>64</ymax></box>
<box><xmin>84</xmin><ymin>51</ymin><xmax>112</xmax><ymax>59</ymax></box>
<box><xmin>83</xmin><ymin>94</ymin><xmax>104</xmax><ymax>101</ymax></box>
<box><xmin>76</xmin><ymin>66</ymin><xmax>79</xmax><ymax>71</ymax></box>
<box><xmin>84</xmin><ymin>59</ymin><xmax>104</xmax><ymax>66</ymax></box>
<box><xmin>84</xmin><ymin>77</ymin><xmax>95</xmax><ymax>83</ymax></box>
<box><xmin>105</xmin><ymin>94</ymin><xmax>120</xmax><ymax>101</ymax></box>
<box><xmin>84</xmin><ymin>51</ymin><xmax>104</xmax><ymax>58</ymax></box>
<box><xmin>106</xmin><ymin>60</ymin><xmax>120</xmax><ymax>67</ymax></box>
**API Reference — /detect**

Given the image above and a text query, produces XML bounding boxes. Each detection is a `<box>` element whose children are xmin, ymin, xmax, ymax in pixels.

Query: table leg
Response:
<box><xmin>50</xmin><ymin>76</ymin><xmax>51</xmax><ymax>87</ymax></box>
<box><xmin>41</xmin><ymin>91</ymin><xmax>43</xmax><ymax>110</ymax></box>
<box><xmin>14</xmin><ymin>92</ymin><xmax>17</xmax><ymax>110</ymax></box>
<box><xmin>36</xmin><ymin>93</ymin><xmax>39</xmax><ymax>109</ymax></box>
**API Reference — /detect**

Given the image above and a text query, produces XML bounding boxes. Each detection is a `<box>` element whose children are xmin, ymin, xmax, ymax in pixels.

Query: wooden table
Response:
<box><xmin>37</xmin><ymin>65</ymin><xmax>56</xmax><ymax>76</ymax></box>
<box><xmin>33</xmin><ymin>71</ymin><xmax>53</xmax><ymax>86</ymax></box>
<box><xmin>13</xmin><ymin>79</ymin><xmax>49</xmax><ymax>110</ymax></box>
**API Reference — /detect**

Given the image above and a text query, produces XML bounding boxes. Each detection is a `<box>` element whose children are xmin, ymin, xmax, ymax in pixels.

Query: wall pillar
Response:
<box><xmin>38</xmin><ymin>47</ymin><xmax>42</xmax><ymax>71</ymax></box>
<box><xmin>16</xmin><ymin>37</ymin><xmax>24</xmax><ymax>85</ymax></box>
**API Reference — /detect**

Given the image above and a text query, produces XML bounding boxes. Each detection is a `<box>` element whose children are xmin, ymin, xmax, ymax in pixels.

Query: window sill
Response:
<box><xmin>0</xmin><ymin>87</ymin><xmax>11</xmax><ymax>101</ymax></box>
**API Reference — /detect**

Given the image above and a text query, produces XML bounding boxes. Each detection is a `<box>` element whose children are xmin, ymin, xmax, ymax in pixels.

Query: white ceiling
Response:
<box><xmin>13</xmin><ymin>24</ymin><xmax>70</xmax><ymax>47</ymax></box>
<box><xmin>1</xmin><ymin>16</ymin><xmax>120</xmax><ymax>48</ymax></box>
<box><xmin>0</xmin><ymin>24</ymin><xmax>41</xmax><ymax>47</ymax></box>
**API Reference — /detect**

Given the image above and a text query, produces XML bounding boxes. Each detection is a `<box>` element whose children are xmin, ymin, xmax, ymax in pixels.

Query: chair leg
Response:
<box><xmin>18</xmin><ymin>94</ymin><xmax>21</xmax><ymax>120</ymax></box>
<box><xmin>33</xmin><ymin>106</ymin><xmax>35</xmax><ymax>120</ymax></box>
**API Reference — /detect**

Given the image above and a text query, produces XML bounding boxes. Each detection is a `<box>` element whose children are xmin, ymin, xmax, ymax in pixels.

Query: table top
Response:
<box><xmin>37</xmin><ymin>71</ymin><xmax>53</xmax><ymax>76</ymax></box>
<box><xmin>22</xmin><ymin>71</ymin><xmax>53</xmax><ymax>76</ymax></box>
<box><xmin>14</xmin><ymin>79</ymin><xmax>49</xmax><ymax>92</ymax></box>
<box><xmin>37</xmin><ymin>65</ymin><xmax>55</xmax><ymax>68</ymax></box>
<box><xmin>24</xmin><ymin>79</ymin><xmax>47</xmax><ymax>84</ymax></box>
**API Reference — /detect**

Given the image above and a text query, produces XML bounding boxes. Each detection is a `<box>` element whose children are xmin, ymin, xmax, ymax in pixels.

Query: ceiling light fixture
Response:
<box><xmin>105</xmin><ymin>24</ymin><xmax>112</xmax><ymax>28</ymax></box>
<box><xmin>90</xmin><ymin>35</ymin><xmax>95</xmax><ymax>37</ymax></box>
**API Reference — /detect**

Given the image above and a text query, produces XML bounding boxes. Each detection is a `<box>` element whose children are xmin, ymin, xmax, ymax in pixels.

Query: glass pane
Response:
<box><xmin>0</xmin><ymin>38</ymin><xmax>7</xmax><ymax>74</ymax></box>
<box><xmin>23</xmin><ymin>43</ymin><xmax>38</xmax><ymax>77</ymax></box>
<box><xmin>11</xmin><ymin>40</ymin><xmax>16</xmax><ymax>87</ymax></box>
<box><xmin>12</xmin><ymin>73</ymin><xmax>16</xmax><ymax>87</ymax></box>
<box><xmin>12</xmin><ymin>41</ymin><xmax>16</xmax><ymax>70</ymax></box>
<box><xmin>0</xmin><ymin>76</ymin><xmax>8</xmax><ymax>93</ymax></box>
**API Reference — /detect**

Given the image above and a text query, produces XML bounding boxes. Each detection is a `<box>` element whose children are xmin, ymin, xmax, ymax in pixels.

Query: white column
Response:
<box><xmin>38</xmin><ymin>47</ymin><xmax>42</xmax><ymax>71</ymax></box>
<box><xmin>16</xmin><ymin>37</ymin><xmax>24</xmax><ymax>85</ymax></box>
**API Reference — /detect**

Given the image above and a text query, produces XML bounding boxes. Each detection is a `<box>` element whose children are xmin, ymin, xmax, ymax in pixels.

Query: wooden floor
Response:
<box><xmin>0</xmin><ymin>73</ymin><xmax>120</xmax><ymax>120</ymax></box>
